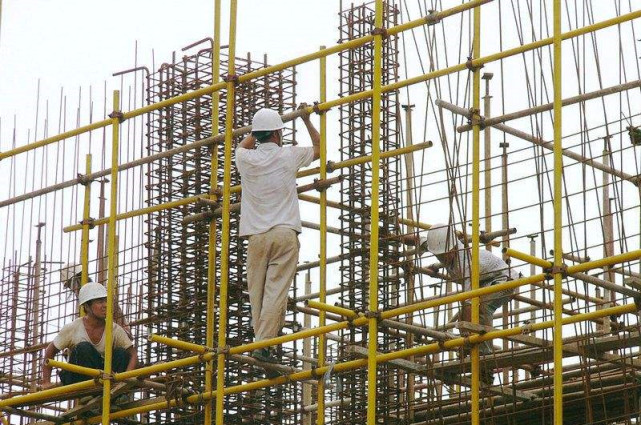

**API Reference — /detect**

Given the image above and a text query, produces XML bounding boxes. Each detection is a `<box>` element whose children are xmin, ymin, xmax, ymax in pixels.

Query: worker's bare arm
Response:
<box><xmin>239</xmin><ymin>134</ymin><xmax>257</xmax><ymax>149</ymax></box>
<box><xmin>125</xmin><ymin>346</ymin><xmax>138</xmax><ymax>371</ymax></box>
<box><xmin>298</xmin><ymin>103</ymin><xmax>321</xmax><ymax>160</ymax></box>
<box><xmin>41</xmin><ymin>342</ymin><xmax>60</xmax><ymax>388</ymax></box>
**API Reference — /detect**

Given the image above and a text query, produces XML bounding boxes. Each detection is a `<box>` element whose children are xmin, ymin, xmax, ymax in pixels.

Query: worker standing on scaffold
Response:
<box><xmin>236</xmin><ymin>105</ymin><xmax>320</xmax><ymax>372</ymax></box>
<box><xmin>40</xmin><ymin>282</ymin><xmax>138</xmax><ymax>388</ymax></box>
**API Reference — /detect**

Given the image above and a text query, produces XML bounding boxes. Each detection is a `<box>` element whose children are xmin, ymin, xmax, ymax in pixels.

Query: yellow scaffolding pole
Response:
<box><xmin>366</xmin><ymin>2</ymin><xmax>383</xmax><ymax>423</ymax></box>
<box><xmin>204</xmin><ymin>0</ymin><xmax>222</xmax><ymax>422</ymax></box>
<box><xmin>0</xmin><ymin>1</ymin><xmax>488</xmax><ymax>163</ymax></box>
<box><xmin>62</xmin><ymin>142</ymin><xmax>431</xmax><ymax>233</ymax></box>
<box><xmin>75</xmin><ymin>302</ymin><xmax>640</xmax><ymax>424</ymax></box>
<box><xmin>79</xmin><ymin>154</ymin><xmax>92</xmax><ymax>291</ymax></box>
<box><xmin>215</xmin><ymin>0</ymin><xmax>237</xmax><ymax>423</ymax></box>
<box><xmin>317</xmin><ymin>45</ymin><xmax>327</xmax><ymax>425</ymax></box>
<box><xmin>471</xmin><ymin>3</ymin><xmax>482</xmax><ymax>424</ymax></box>
<box><xmin>46</xmin><ymin>359</ymin><xmax>102</xmax><ymax>378</ymax></box>
<box><xmin>553</xmin><ymin>0</ymin><xmax>564</xmax><ymax>423</ymax></box>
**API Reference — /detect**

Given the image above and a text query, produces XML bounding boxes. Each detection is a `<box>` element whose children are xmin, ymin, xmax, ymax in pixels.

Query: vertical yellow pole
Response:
<box><xmin>205</xmin><ymin>1</ymin><xmax>222</xmax><ymax>423</ymax></box>
<box><xmin>367</xmin><ymin>1</ymin><xmax>383</xmax><ymax>424</ymax></box>
<box><xmin>470</xmin><ymin>4</ymin><xmax>482</xmax><ymax>425</ymax></box>
<box><xmin>553</xmin><ymin>0</ymin><xmax>564</xmax><ymax>423</ymax></box>
<box><xmin>102</xmin><ymin>90</ymin><xmax>120</xmax><ymax>425</ymax></box>
<box><xmin>215</xmin><ymin>0</ymin><xmax>237</xmax><ymax>423</ymax></box>
<box><xmin>316</xmin><ymin>46</ymin><xmax>327</xmax><ymax>425</ymax></box>
<box><xmin>80</xmin><ymin>154</ymin><xmax>92</xmax><ymax>289</ymax></box>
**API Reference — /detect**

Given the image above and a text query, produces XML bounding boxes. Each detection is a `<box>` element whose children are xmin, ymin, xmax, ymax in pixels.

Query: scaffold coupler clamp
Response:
<box><xmin>312</xmin><ymin>101</ymin><xmax>326</xmax><ymax>115</ymax></box>
<box><xmin>216</xmin><ymin>345</ymin><xmax>231</xmax><ymax>357</ymax></box>
<box><xmin>326</xmin><ymin>160</ymin><xmax>336</xmax><ymax>173</ymax></box>
<box><xmin>371</xmin><ymin>27</ymin><xmax>388</xmax><ymax>38</ymax></box>
<box><xmin>80</xmin><ymin>218</ymin><xmax>96</xmax><ymax>229</ymax></box>
<box><xmin>108</xmin><ymin>110</ymin><xmax>125</xmax><ymax>124</ymax></box>
<box><xmin>77</xmin><ymin>173</ymin><xmax>94</xmax><ymax>186</ymax></box>
<box><xmin>364</xmin><ymin>310</ymin><xmax>382</xmax><ymax>322</ymax></box>
<box><xmin>544</xmin><ymin>263</ymin><xmax>568</xmax><ymax>280</ymax></box>
<box><xmin>466</xmin><ymin>56</ymin><xmax>483</xmax><ymax>73</ymax></box>
<box><xmin>223</xmin><ymin>74</ymin><xmax>240</xmax><ymax>85</ymax></box>
<box><xmin>426</xmin><ymin>10</ymin><xmax>441</xmax><ymax>26</ymax></box>
<box><xmin>468</xmin><ymin>108</ymin><xmax>485</xmax><ymax>129</ymax></box>
<box><xmin>100</xmin><ymin>372</ymin><xmax>114</xmax><ymax>383</ymax></box>
<box><xmin>521</xmin><ymin>321</ymin><xmax>533</xmax><ymax>335</ymax></box>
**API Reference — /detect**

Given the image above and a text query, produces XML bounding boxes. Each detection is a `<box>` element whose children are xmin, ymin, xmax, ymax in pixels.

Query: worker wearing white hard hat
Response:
<box><xmin>419</xmin><ymin>223</ymin><xmax>520</xmax><ymax>362</ymax></box>
<box><xmin>235</xmin><ymin>105</ymin><xmax>320</xmax><ymax>375</ymax></box>
<box><xmin>60</xmin><ymin>263</ymin><xmax>132</xmax><ymax>338</ymax></box>
<box><xmin>41</xmin><ymin>282</ymin><xmax>138</xmax><ymax>388</ymax></box>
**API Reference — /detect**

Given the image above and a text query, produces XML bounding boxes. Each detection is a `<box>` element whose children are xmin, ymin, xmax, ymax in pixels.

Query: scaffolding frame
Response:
<box><xmin>1</xmin><ymin>1</ymin><xmax>641</xmax><ymax>425</ymax></box>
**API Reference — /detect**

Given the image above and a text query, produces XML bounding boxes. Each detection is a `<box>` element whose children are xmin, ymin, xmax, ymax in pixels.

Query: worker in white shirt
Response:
<box><xmin>236</xmin><ymin>106</ymin><xmax>320</xmax><ymax>367</ymax></box>
<box><xmin>418</xmin><ymin>223</ymin><xmax>520</xmax><ymax>356</ymax></box>
<box><xmin>41</xmin><ymin>282</ymin><xmax>137</xmax><ymax>388</ymax></box>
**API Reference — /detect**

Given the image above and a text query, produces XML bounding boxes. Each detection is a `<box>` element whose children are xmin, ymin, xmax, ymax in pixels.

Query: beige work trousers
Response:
<box><xmin>247</xmin><ymin>226</ymin><xmax>299</xmax><ymax>342</ymax></box>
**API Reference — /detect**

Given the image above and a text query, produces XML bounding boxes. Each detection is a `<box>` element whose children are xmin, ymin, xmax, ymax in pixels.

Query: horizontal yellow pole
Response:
<box><xmin>306</xmin><ymin>300</ymin><xmax>359</xmax><ymax>319</ymax></box>
<box><xmin>64</xmin><ymin>142</ymin><xmax>431</xmax><ymax>233</ymax></box>
<box><xmin>0</xmin><ymin>1</ymin><xmax>485</xmax><ymax>162</ymax></box>
<box><xmin>0</xmin><ymin>119</ymin><xmax>111</xmax><ymax>161</ymax></box>
<box><xmin>114</xmin><ymin>352</ymin><xmax>215</xmax><ymax>381</ymax></box>
<box><xmin>0</xmin><ymin>379</ymin><xmax>98</xmax><ymax>408</ymax></box>
<box><xmin>46</xmin><ymin>359</ymin><xmax>102</xmax><ymax>378</ymax></box>
<box><xmin>504</xmin><ymin>247</ymin><xmax>553</xmax><ymax>268</ymax></box>
<box><xmin>64</xmin><ymin>195</ymin><xmax>202</xmax><ymax>232</ymax></box>
<box><xmin>149</xmin><ymin>334</ymin><xmax>210</xmax><ymax>354</ymax></box>
<box><xmin>102</xmin><ymin>301</ymin><xmax>638</xmax><ymax>422</ymax></box>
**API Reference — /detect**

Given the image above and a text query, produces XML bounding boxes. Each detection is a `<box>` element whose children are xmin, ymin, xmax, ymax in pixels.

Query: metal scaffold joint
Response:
<box><xmin>108</xmin><ymin>110</ymin><xmax>125</xmax><ymax>123</ymax></box>
<box><xmin>223</xmin><ymin>73</ymin><xmax>239</xmax><ymax>84</ymax></box>
<box><xmin>465</xmin><ymin>56</ymin><xmax>483</xmax><ymax>72</ymax></box>
<box><xmin>544</xmin><ymin>263</ymin><xmax>569</xmax><ymax>280</ymax></box>
<box><xmin>425</xmin><ymin>10</ymin><xmax>441</xmax><ymax>25</ymax></box>
<box><xmin>370</xmin><ymin>27</ymin><xmax>388</xmax><ymax>38</ymax></box>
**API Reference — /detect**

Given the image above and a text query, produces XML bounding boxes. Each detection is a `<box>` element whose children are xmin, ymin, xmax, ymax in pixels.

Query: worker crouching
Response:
<box><xmin>41</xmin><ymin>282</ymin><xmax>138</xmax><ymax>388</ymax></box>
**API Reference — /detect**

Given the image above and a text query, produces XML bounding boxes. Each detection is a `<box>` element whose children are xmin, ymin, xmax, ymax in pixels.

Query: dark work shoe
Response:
<box><xmin>251</xmin><ymin>348</ymin><xmax>277</xmax><ymax>364</ymax></box>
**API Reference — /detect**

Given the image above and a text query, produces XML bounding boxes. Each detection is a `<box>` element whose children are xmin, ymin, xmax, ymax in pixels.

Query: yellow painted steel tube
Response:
<box><xmin>63</xmin><ymin>143</ymin><xmax>431</xmax><ymax>233</ymax></box>
<box><xmin>103</xmin><ymin>249</ymin><xmax>641</xmax><ymax>384</ymax></box>
<box><xmin>0</xmin><ymin>380</ymin><xmax>99</xmax><ymax>409</ymax></box>
<box><xmin>64</xmin><ymin>195</ymin><xmax>201</xmax><ymax>232</ymax></box>
<box><xmin>204</xmin><ymin>2</ymin><xmax>221</xmax><ymax>423</ymax></box>
<box><xmin>216</xmin><ymin>1</ymin><xmax>237</xmax><ymax>423</ymax></box>
<box><xmin>306</xmin><ymin>300</ymin><xmax>359</xmax><ymax>319</ymax></box>
<box><xmin>0</xmin><ymin>1</ymin><xmax>486</xmax><ymax>163</ymax></box>
<box><xmin>552</xmin><ymin>1</ymin><xmax>564</xmax><ymax>422</ymax></box>
<box><xmin>149</xmin><ymin>334</ymin><xmax>209</xmax><ymax>354</ymax></box>
<box><xmin>3</xmin><ymin>6</ymin><xmax>637</xmax><ymax>166</ymax></box>
<box><xmin>470</xmin><ymin>3</ymin><xmax>482</xmax><ymax>423</ymax></box>
<box><xmin>318</xmin><ymin>45</ymin><xmax>327</xmax><ymax>425</ymax></box>
<box><xmin>101</xmin><ymin>90</ymin><xmax>121</xmax><ymax>425</ymax></box>
<box><xmin>102</xmin><ymin>302</ymin><xmax>639</xmax><ymax>422</ymax></box>
<box><xmin>504</xmin><ymin>247</ymin><xmax>552</xmax><ymax>268</ymax></box>
<box><xmin>80</xmin><ymin>154</ymin><xmax>92</xmax><ymax>293</ymax></box>
<box><xmin>367</xmin><ymin>2</ymin><xmax>383</xmax><ymax>424</ymax></box>
<box><xmin>46</xmin><ymin>359</ymin><xmax>102</xmax><ymax>378</ymax></box>
<box><xmin>0</xmin><ymin>119</ymin><xmax>111</xmax><ymax>161</ymax></box>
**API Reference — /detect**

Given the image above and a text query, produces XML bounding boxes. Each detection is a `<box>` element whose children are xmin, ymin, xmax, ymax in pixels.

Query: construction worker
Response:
<box><xmin>418</xmin><ymin>223</ymin><xmax>520</xmax><ymax>355</ymax></box>
<box><xmin>236</xmin><ymin>106</ymin><xmax>320</xmax><ymax>366</ymax></box>
<box><xmin>41</xmin><ymin>282</ymin><xmax>137</xmax><ymax>388</ymax></box>
<box><xmin>60</xmin><ymin>263</ymin><xmax>132</xmax><ymax>338</ymax></box>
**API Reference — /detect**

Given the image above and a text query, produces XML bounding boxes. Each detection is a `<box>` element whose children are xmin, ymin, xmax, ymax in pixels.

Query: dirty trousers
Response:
<box><xmin>247</xmin><ymin>226</ymin><xmax>299</xmax><ymax>342</ymax></box>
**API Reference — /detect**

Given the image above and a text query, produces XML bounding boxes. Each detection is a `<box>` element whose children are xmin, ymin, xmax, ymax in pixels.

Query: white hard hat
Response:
<box><xmin>426</xmin><ymin>223</ymin><xmax>462</xmax><ymax>255</ymax></box>
<box><xmin>78</xmin><ymin>282</ymin><xmax>107</xmax><ymax>306</ymax></box>
<box><xmin>60</xmin><ymin>263</ymin><xmax>82</xmax><ymax>285</ymax></box>
<box><xmin>251</xmin><ymin>108</ymin><xmax>285</xmax><ymax>131</ymax></box>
